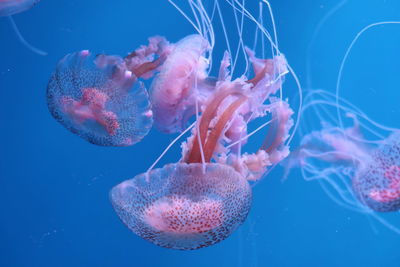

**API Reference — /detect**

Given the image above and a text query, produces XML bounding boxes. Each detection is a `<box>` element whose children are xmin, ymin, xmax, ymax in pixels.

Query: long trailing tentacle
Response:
<box><xmin>336</xmin><ymin>21</ymin><xmax>400</xmax><ymax>130</ymax></box>
<box><xmin>7</xmin><ymin>16</ymin><xmax>47</xmax><ymax>56</ymax></box>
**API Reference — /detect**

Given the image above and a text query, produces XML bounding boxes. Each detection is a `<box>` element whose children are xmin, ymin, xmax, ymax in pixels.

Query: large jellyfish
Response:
<box><xmin>0</xmin><ymin>0</ymin><xmax>46</xmax><ymax>55</ymax></box>
<box><xmin>47</xmin><ymin>37</ymin><xmax>170</xmax><ymax>146</ymax></box>
<box><xmin>111</xmin><ymin>162</ymin><xmax>252</xmax><ymax>250</ymax></box>
<box><xmin>110</xmin><ymin>0</ymin><xmax>301</xmax><ymax>250</ymax></box>
<box><xmin>286</xmin><ymin>21</ymin><xmax>400</xmax><ymax>233</ymax></box>
<box><xmin>110</xmin><ymin>53</ymin><xmax>293</xmax><ymax>250</ymax></box>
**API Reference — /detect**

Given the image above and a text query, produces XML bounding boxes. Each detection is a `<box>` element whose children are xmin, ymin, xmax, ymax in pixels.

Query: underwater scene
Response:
<box><xmin>0</xmin><ymin>0</ymin><xmax>399</xmax><ymax>266</ymax></box>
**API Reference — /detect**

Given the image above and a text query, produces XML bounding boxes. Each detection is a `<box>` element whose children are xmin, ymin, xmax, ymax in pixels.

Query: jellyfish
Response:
<box><xmin>285</xmin><ymin>21</ymin><xmax>400</xmax><ymax>233</ymax></box>
<box><xmin>47</xmin><ymin>37</ymin><xmax>170</xmax><ymax>146</ymax></box>
<box><xmin>110</xmin><ymin>162</ymin><xmax>252</xmax><ymax>250</ymax></box>
<box><xmin>0</xmin><ymin>0</ymin><xmax>46</xmax><ymax>55</ymax></box>
<box><xmin>287</xmin><ymin>90</ymin><xmax>400</xmax><ymax>234</ymax></box>
<box><xmin>110</xmin><ymin>49</ymin><xmax>294</xmax><ymax>249</ymax></box>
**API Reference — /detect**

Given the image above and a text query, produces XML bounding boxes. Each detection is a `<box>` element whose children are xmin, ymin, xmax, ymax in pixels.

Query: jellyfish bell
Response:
<box><xmin>47</xmin><ymin>37</ymin><xmax>169</xmax><ymax>146</ymax></box>
<box><xmin>47</xmin><ymin>51</ymin><xmax>150</xmax><ymax>146</ymax></box>
<box><xmin>353</xmin><ymin>132</ymin><xmax>400</xmax><ymax>212</ymax></box>
<box><xmin>110</xmin><ymin>163</ymin><xmax>252</xmax><ymax>250</ymax></box>
<box><xmin>0</xmin><ymin>0</ymin><xmax>46</xmax><ymax>55</ymax></box>
<box><xmin>0</xmin><ymin>0</ymin><xmax>39</xmax><ymax>17</ymax></box>
<box><xmin>150</xmin><ymin>34</ymin><xmax>212</xmax><ymax>134</ymax></box>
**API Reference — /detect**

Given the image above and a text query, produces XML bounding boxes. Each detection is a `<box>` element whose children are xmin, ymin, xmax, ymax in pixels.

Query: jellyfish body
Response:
<box><xmin>353</xmin><ymin>132</ymin><xmax>400</xmax><ymax>212</ymax></box>
<box><xmin>47</xmin><ymin>50</ymin><xmax>153</xmax><ymax>146</ymax></box>
<box><xmin>110</xmin><ymin>163</ymin><xmax>252</xmax><ymax>250</ymax></box>
<box><xmin>150</xmin><ymin>34</ymin><xmax>211</xmax><ymax>133</ymax></box>
<box><xmin>0</xmin><ymin>0</ymin><xmax>38</xmax><ymax>16</ymax></box>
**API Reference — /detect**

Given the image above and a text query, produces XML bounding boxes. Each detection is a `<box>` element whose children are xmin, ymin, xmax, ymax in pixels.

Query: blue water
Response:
<box><xmin>1</xmin><ymin>0</ymin><xmax>399</xmax><ymax>266</ymax></box>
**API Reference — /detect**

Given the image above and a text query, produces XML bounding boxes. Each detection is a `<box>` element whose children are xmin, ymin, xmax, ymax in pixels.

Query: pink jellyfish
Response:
<box><xmin>0</xmin><ymin>0</ymin><xmax>46</xmax><ymax>55</ymax></box>
<box><xmin>294</xmin><ymin>92</ymin><xmax>400</xmax><ymax>210</ymax></box>
<box><xmin>110</xmin><ymin>162</ymin><xmax>252</xmax><ymax>250</ymax></box>
<box><xmin>285</xmin><ymin>21</ymin><xmax>400</xmax><ymax>234</ymax></box>
<box><xmin>110</xmin><ymin>39</ymin><xmax>295</xmax><ymax>249</ymax></box>
<box><xmin>47</xmin><ymin>37</ymin><xmax>170</xmax><ymax>146</ymax></box>
<box><xmin>287</xmin><ymin>90</ymin><xmax>400</xmax><ymax>235</ymax></box>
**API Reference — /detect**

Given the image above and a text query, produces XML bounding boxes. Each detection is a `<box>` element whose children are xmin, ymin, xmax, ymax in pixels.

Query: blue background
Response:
<box><xmin>0</xmin><ymin>0</ymin><xmax>399</xmax><ymax>266</ymax></box>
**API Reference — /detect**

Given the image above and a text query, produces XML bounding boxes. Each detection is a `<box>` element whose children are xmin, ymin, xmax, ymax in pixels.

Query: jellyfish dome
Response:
<box><xmin>353</xmin><ymin>131</ymin><xmax>400</xmax><ymax>212</ymax></box>
<box><xmin>47</xmin><ymin>36</ymin><xmax>171</xmax><ymax>146</ymax></box>
<box><xmin>47</xmin><ymin>50</ymin><xmax>153</xmax><ymax>146</ymax></box>
<box><xmin>0</xmin><ymin>0</ymin><xmax>39</xmax><ymax>17</ymax></box>
<box><xmin>150</xmin><ymin>34</ymin><xmax>212</xmax><ymax>134</ymax></box>
<box><xmin>110</xmin><ymin>163</ymin><xmax>252</xmax><ymax>250</ymax></box>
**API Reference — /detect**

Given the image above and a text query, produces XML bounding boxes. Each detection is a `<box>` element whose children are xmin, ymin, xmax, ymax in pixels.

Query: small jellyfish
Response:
<box><xmin>47</xmin><ymin>37</ymin><xmax>169</xmax><ymax>146</ymax></box>
<box><xmin>284</xmin><ymin>89</ymin><xmax>400</xmax><ymax>234</ymax></box>
<box><xmin>0</xmin><ymin>0</ymin><xmax>46</xmax><ymax>55</ymax></box>
<box><xmin>294</xmin><ymin>103</ymin><xmax>400</xmax><ymax>211</ymax></box>
<box><xmin>285</xmin><ymin>20</ymin><xmax>400</xmax><ymax>233</ymax></box>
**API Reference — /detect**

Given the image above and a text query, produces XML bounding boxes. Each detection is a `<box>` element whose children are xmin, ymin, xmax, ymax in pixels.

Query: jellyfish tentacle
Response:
<box><xmin>261</xmin><ymin>101</ymin><xmax>293</xmax><ymax>153</ymax></box>
<box><xmin>203</xmin><ymin>94</ymin><xmax>248</xmax><ymax>162</ymax></box>
<box><xmin>123</xmin><ymin>36</ymin><xmax>171</xmax><ymax>79</ymax></box>
<box><xmin>214</xmin><ymin>0</ymin><xmax>234</xmax><ymax>69</ymax></box>
<box><xmin>7</xmin><ymin>15</ymin><xmax>47</xmax><ymax>56</ymax></box>
<box><xmin>226</xmin><ymin>118</ymin><xmax>275</xmax><ymax>150</ymax></box>
<box><xmin>336</xmin><ymin>21</ymin><xmax>400</xmax><ymax>130</ymax></box>
<box><xmin>229</xmin><ymin>0</ymin><xmax>249</xmax><ymax>76</ymax></box>
<box><xmin>168</xmin><ymin>0</ymin><xmax>202</xmax><ymax>36</ymax></box>
<box><xmin>131</xmin><ymin>56</ymin><xmax>165</xmax><ymax>78</ymax></box>
<box><xmin>147</xmin><ymin>122</ymin><xmax>196</xmax><ymax>175</ymax></box>
<box><xmin>247</xmin><ymin>57</ymin><xmax>274</xmax><ymax>85</ymax></box>
<box><xmin>187</xmin><ymin>88</ymin><xmax>242</xmax><ymax>163</ymax></box>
